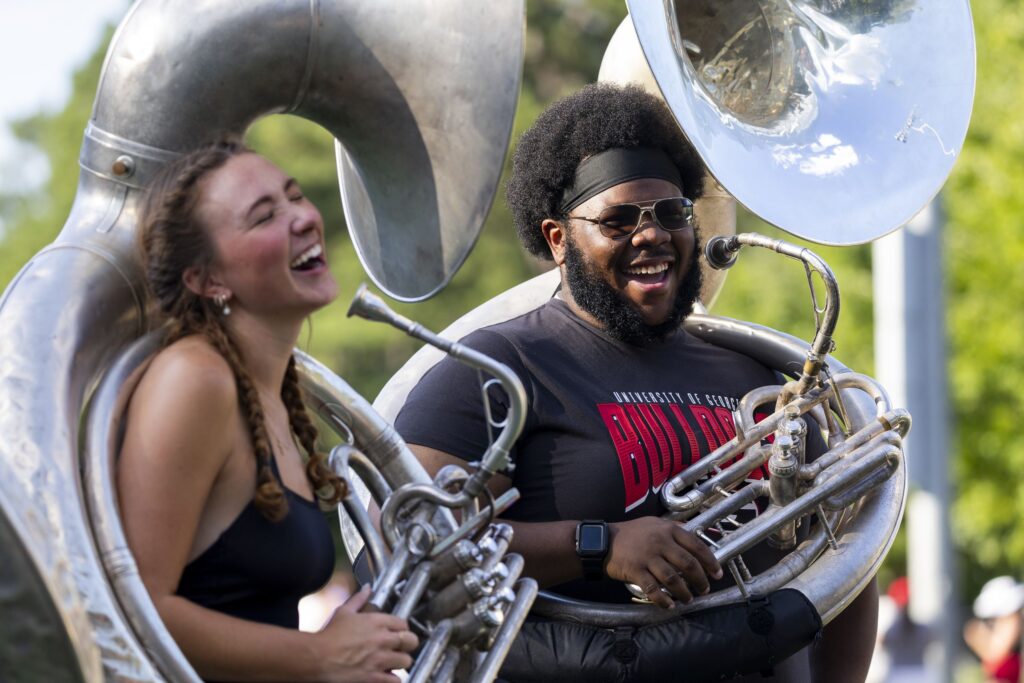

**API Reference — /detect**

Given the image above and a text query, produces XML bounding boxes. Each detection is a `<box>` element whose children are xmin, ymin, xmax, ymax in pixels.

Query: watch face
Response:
<box><xmin>579</xmin><ymin>524</ymin><xmax>607</xmax><ymax>554</ymax></box>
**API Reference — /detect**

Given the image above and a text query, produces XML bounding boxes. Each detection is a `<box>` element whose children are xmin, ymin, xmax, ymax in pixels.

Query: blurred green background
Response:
<box><xmin>1</xmin><ymin>0</ymin><xmax>1021</xmax><ymax>677</ymax></box>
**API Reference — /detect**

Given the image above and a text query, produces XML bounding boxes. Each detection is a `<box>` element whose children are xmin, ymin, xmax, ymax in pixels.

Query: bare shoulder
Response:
<box><xmin>137</xmin><ymin>336</ymin><xmax>237</xmax><ymax>410</ymax></box>
<box><xmin>126</xmin><ymin>335</ymin><xmax>239</xmax><ymax>445</ymax></box>
<box><xmin>118</xmin><ymin>336</ymin><xmax>245</xmax><ymax>588</ymax></box>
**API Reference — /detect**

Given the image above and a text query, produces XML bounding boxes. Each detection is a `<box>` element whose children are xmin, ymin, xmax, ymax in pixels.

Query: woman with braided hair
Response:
<box><xmin>117</xmin><ymin>138</ymin><xmax>417</xmax><ymax>683</ymax></box>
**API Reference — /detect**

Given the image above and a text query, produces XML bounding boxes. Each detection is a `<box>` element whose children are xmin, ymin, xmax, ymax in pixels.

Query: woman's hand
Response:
<box><xmin>312</xmin><ymin>586</ymin><xmax>419</xmax><ymax>683</ymax></box>
<box><xmin>604</xmin><ymin>517</ymin><xmax>722</xmax><ymax>609</ymax></box>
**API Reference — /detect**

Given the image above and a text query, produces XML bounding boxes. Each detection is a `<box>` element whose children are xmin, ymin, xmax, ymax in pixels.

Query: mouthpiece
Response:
<box><xmin>348</xmin><ymin>284</ymin><xmax>399</xmax><ymax>326</ymax></box>
<box><xmin>704</xmin><ymin>235</ymin><xmax>741</xmax><ymax>270</ymax></box>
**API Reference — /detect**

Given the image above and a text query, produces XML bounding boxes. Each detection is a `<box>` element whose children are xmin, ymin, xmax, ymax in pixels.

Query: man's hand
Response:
<box><xmin>604</xmin><ymin>517</ymin><xmax>723</xmax><ymax>609</ymax></box>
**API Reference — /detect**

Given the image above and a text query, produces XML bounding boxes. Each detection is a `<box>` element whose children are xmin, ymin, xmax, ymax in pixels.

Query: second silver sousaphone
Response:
<box><xmin>366</xmin><ymin>1</ymin><xmax>974</xmax><ymax>679</ymax></box>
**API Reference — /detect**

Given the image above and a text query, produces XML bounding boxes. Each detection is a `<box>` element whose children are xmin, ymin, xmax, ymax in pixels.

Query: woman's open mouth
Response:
<box><xmin>290</xmin><ymin>243</ymin><xmax>326</xmax><ymax>272</ymax></box>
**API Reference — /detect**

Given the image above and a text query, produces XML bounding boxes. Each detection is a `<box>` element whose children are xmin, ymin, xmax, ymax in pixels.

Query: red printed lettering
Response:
<box><xmin>645</xmin><ymin>404</ymin><xmax>683</xmax><ymax>479</ymax></box>
<box><xmin>668</xmin><ymin>404</ymin><xmax>701</xmax><ymax>467</ymax></box>
<box><xmin>598</xmin><ymin>404</ymin><xmax>650</xmax><ymax>511</ymax></box>
<box><xmin>689</xmin><ymin>404</ymin><xmax>729</xmax><ymax>451</ymax></box>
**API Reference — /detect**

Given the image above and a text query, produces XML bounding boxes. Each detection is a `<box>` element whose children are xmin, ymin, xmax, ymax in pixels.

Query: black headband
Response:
<box><xmin>559</xmin><ymin>147</ymin><xmax>684</xmax><ymax>213</ymax></box>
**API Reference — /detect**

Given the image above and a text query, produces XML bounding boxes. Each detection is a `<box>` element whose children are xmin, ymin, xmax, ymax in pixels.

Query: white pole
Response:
<box><xmin>872</xmin><ymin>201</ymin><xmax>956</xmax><ymax>681</ymax></box>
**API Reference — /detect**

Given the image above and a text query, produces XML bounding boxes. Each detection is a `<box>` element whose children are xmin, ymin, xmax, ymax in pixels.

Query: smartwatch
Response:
<box><xmin>575</xmin><ymin>520</ymin><xmax>609</xmax><ymax>581</ymax></box>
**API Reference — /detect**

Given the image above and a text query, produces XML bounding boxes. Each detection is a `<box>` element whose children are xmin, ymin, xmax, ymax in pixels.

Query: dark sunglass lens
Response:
<box><xmin>597</xmin><ymin>204</ymin><xmax>642</xmax><ymax>237</ymax></box>
<box><xmin>654</xmin><ymin>198</ymin><xmax>693</xmax><ymax>230</ymax></box>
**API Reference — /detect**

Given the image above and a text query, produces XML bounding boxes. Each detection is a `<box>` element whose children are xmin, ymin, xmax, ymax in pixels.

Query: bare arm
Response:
<box><xmin>410</xmin><ymin>444</ymin><xmax>721</xmax><ymax>608</ymax></box>
<box><xmin>118</xmin><ymin>342</ymin><xmax>415</xmax><ymax>682</ymax></box>
<box><xmin>963</xmin><ymin>619</ymin><xmax>992</xmax><ymax>661</ymax></box>
<box><xmin>154</xmin><ymin>588</ymin><xmax>412</xmax><ymax>682</ymax></box>
<box><xmin>964</xmin><ymin>613</ymin><xmax>1022</xmax><ymax>665</ymax></box>
<box><xmin>810</xmin><ymin>578</ymin><xmax>878</xmax><ymax>682</ymax></box>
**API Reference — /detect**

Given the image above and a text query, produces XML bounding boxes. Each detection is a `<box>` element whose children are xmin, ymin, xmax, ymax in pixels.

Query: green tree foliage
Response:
<box><xmin>944</xmin><ymin>0</ymin><xmax>1024</xmax><ymax>595</ymax></box>
<box><xmin>0</xmin><ymin>0</ymin><xmax>1015</xmax><ymax>600</ymax></box>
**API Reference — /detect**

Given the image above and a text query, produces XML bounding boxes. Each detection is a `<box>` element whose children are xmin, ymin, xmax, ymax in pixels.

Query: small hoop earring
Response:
<box><xmin>213</xmin><ymin>293</ymin><xmax>232</xmax><ymax>316</ymax></box>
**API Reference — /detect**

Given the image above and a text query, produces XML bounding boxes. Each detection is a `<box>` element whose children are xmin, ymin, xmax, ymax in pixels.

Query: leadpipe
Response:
<box><xmin>348</xmin><ymin>285</ymin><xmax>527</xmax><ymax>497</ymax></box>
<box><xmin>705</xmin><ymin>233</ymin><xmax>840</xmax><ymax>394</ymax></box>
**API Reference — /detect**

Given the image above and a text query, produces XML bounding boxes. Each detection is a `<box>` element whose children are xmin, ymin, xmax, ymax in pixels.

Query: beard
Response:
<box><xmin>562</xmin><ymin>232</ymin><xmax>703</xmax><ymax>346</ymax></box>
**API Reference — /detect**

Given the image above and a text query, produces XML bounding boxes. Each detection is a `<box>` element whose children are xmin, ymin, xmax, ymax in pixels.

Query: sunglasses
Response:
<box><xmin>568</xmin><ymin>197</ymin><xmax>695</xmax><ymax>240</ymax></box>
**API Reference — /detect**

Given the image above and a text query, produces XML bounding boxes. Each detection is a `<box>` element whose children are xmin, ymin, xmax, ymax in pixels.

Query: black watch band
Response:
<box><xmin>575</xmin><ymin>520</ymin><xmax>609</xmax><ymax>581</ymax></box>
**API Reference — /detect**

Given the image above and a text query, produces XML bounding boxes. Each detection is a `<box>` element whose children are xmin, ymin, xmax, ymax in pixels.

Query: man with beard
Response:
<box><xmin>394</xmin><ymin>84</ymin><xmax>876</xmax><ymax>681</ymax></box>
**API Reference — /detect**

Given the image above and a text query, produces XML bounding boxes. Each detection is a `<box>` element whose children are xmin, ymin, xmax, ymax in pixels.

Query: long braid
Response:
<box><xmin>282</xmin><ymin>356</ymin><xmax>347</xmax><ymax>507</ymax></box>
<box><xmin>205</xmin><ymin>323</ymin><xmax>288</xmax><ymax>522</ymax></box>
<box><xmin>139</xmin><ymin>137</ymin><xmax>289</xmax><ymax>522</ymax></box>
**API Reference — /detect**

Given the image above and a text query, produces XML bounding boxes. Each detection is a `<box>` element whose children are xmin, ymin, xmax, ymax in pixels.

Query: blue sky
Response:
<box><xmin>0</xmin><ymin>0</ymin><xmax>130</xmax><ymax>193</ymax></box>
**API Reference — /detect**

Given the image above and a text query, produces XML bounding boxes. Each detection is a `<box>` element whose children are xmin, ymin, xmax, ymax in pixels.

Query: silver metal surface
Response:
<box><xmin>334</xmin><ymin>5</ymin><xmax>523</xmax><ymax>301</ymax></box>
<box><xmin>0</xmin><ymin>473</ymin><xmax>96</xmax><ymax>683</ymax></box>
<box><xmin>624</xmin><ymin>0</ymin><xmax>975</xmax><ymax>244</ymax></box>
<box><xmin>0</xmin><ymin>174</ymin><xmax>159</xmax><ymax>680</ymax></box>
<box><xmin>91</xmin><ymin>0</ymin><xmax>523</xmax><ymax>301</ymax></box>
<box><xmin>0</xmin><ymin>0</ymin><xmax>523</xmax><ymax>679</ymax></box>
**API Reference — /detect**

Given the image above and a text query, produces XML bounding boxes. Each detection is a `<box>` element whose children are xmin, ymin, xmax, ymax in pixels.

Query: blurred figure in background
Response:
<box><xmin>964</xmin><ymin>576</ymin><xmax>1024</xmax><ymax>683</ymax></box>
<box><xmin>872</xmin><ymin>576</ymin><xmax>936</xmax><ymax>683</ymax></box>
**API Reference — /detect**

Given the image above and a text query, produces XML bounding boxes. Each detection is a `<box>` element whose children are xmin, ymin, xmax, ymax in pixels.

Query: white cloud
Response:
<box><xmin>772</xmin><ymin>133</ymin><xmax>859</xmax><ymax>177</ymax></box>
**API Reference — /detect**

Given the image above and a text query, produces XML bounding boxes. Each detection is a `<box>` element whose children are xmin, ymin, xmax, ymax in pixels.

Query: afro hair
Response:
<box><xmin>505</xmin><ymin>83</ymin><xmax>705</xmax><ymax>260</ymax></box>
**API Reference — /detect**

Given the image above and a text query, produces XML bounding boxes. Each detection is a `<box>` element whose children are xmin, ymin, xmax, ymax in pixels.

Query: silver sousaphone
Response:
<box><xmin>365</xmin><ymin>0</ymin><xmax>976</xmax><ymax>670</ymax></box>
<box><xmin>0</xmin><ymin>1</ymin><xmax>525</xmax><ymax>681</ymax></box>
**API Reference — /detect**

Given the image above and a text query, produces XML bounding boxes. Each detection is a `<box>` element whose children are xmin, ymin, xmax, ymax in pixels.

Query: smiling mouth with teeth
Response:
<box><xmin>624</xmin><ymin>262</ymin><xmax>669</xmax><ymax>277</ymax></box>
<box><xmin>290</xmin><ymin>243</ymin><xmax>324</xmax><ymax>271</ymax></box>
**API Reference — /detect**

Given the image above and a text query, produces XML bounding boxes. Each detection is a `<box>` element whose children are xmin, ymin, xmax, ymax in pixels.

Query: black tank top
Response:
<box><xmin>176</xmin><ymin>458</ymin><xmax>335</xmax><ymax>630</ymax></box>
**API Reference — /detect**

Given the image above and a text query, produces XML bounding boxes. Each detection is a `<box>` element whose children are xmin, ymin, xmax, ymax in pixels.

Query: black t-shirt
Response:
<box><xmin>396</xmin><ymin>299</ymin><xmax>815</xmax><ymax>602</ymax></box>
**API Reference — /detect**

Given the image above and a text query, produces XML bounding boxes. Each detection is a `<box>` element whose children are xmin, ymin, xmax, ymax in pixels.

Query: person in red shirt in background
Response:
<box><xmin>964</xmin><ymin>576</ymin><xmax>1024</xmax><ymax>683</ymax></box>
